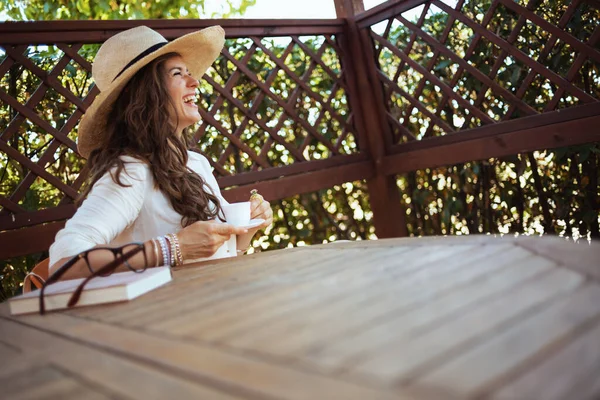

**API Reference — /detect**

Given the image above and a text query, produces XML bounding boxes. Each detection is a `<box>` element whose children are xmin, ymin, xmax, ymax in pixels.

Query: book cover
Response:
<box><xmin>9</xmin><ymin>267</ymin><xmax>172</xmax><ymax>315</ymax></box>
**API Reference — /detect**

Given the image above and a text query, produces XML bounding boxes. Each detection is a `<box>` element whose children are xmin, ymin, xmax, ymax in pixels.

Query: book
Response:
<box><xmin>9</xmin><ymin>267</ymin><xmax>172</xmax><ymax>315</ymax></box>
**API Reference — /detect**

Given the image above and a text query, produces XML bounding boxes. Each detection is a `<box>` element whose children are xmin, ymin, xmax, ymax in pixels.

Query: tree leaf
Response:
<box><xmin>434</xmin><ymin>59</ymin><xmax>452</xmax><ymax>71</ymax></box>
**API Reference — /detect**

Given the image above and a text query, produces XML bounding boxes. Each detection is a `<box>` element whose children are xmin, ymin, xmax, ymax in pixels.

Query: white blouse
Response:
<box><xmin>48</xmin><ymin>151</ymin><xmax>235</xmax><ymax>273</ymax></box>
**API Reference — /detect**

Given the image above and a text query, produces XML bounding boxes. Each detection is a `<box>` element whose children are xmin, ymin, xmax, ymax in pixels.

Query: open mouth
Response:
<box><xmin>183</xmin><ymin>94</ymin><xmax>197</xmax><ymax>107</ymax></box>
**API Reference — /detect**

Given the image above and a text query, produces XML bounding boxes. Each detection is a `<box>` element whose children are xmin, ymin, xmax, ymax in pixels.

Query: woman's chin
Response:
<box><xmin>179</xmin><ymin>116</ymin><xmax>201</xmax><ymax>129</ymax></box>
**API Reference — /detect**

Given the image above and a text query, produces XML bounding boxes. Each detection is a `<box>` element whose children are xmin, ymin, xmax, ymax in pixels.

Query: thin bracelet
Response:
<box><xmin>156</xmin><ymin>236</ymin><xmax>166</xmax><ymax>266</ymax></box>
<box><xmin>173</xmin><ymin>234</ymin><xmax>184</xmax><ymax>265</ymax></box>
<box><xmin>157</xmin><ymin>236</ymin><xmax>170</xmax><ymax>267</ymax></box>
<box><xmin>151</xmin><ymin>239</ymin><xmax>160</xmax><ymax>268</ymax></box>
<box><xmin>167</xmin><ymin>233</ymin><xmax>184</xmax><ymax>266</ymax></box>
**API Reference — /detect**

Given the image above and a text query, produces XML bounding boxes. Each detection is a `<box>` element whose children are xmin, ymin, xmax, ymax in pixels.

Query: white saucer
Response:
<box><xmin>240</xmin><ymin>218</ymin><xmax>265</xmax><ymax>229</ymax></box>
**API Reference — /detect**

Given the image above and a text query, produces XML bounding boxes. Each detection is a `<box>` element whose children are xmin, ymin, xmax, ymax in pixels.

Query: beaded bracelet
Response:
<box><xmin>167</xmin><ymin>233</ymin><xmax>184</xmax><ymax>266</ymax></box>
<box><xmin>156</xmin><ymin>236</ymin><xmax>170</xmax><ymax>267</ymax></box>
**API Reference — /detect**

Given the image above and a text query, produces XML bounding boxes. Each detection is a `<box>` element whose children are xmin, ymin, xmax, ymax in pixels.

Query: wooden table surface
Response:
<box><xmin>1</xmin><ymin>235</ymin><xmax>600</xmax><ymax>400</ymax></box>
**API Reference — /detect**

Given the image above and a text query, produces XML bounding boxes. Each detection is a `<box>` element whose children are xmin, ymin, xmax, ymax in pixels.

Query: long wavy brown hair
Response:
<box><xmin>80</xmin><ymin>52</ymin><xmax>223</xmax><ymax>227</ymax></box>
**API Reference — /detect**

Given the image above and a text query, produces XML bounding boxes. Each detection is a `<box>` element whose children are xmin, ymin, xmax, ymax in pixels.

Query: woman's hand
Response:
<box><xmin>177</xmin><ymin>221</ymin><xmax>247</xmax><ymax>260</ymax></box>
<box><xmin>250</xmin><ymin>193</ymin><xmax>273</xmax><ymax>229</ymax></box>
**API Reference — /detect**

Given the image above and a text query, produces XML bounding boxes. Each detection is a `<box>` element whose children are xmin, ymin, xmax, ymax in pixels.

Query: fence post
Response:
<box><xmin>334</xmin><ymin>0</ymin><xmax>408</xmax><ymax>238</ymax></box>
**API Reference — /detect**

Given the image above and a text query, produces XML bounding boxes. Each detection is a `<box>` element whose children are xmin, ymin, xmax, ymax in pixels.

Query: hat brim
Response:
<box><xmin>77</xmin><ymin>25</ymin><xmax>225</xmax><ymax>159</ymax></box>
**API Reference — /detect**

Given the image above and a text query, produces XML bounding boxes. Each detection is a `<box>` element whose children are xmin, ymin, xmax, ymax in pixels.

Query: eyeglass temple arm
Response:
<box><xmin>67</xmin><ymin>246</ymin><xmax>144</xmax><ymax>308</ymax></box>
<box><xmin>39</xmin><ymin>256</ymin><xmax>80</xmax><ymax>315</ymax></box>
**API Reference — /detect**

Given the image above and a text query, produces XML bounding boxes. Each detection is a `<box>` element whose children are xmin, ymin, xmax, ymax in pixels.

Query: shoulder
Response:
<box><xmin>187</xmin><ymin>150</ymin><xmax>213</xmax><ymax>172</ymax></box>
<box><xmin>118</xmin><ymin>155</ymin><xmax>151</xmax><ymax>177</ymax></box>
<box><xmin>96</xmin><ymin>155</ymin><xmax>151</xmax><ymax>186</ymax></box>
<box><xmin>187</xmin><ymin>149</ymin><xmax>208</xmax><ymax>162</ymax></box>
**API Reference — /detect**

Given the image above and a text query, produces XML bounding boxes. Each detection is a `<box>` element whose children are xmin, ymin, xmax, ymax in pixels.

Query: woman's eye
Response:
<box><xmin>173</xmin><ymin>72</ymin><xmax>181</xmax><ymax>76</ymax></box>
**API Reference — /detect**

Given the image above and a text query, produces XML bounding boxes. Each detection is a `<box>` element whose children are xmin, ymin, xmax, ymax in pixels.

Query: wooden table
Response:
<box><xmin>1</xmin><ymin>235</ymin><xmax>600</xmax><ymax>400</ymax></box>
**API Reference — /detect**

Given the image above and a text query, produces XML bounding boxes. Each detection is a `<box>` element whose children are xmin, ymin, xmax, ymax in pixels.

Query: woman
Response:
<box><xmin>48</xmin><ymin>25</ymin><xmax>273</xmax><ymax>279</ymax></box>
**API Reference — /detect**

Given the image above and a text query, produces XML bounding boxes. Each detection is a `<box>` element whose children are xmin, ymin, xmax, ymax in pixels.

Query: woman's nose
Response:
<box><xmin>187</xmin><ymin>75</ymin><xmax>199</xmax><ymax>88</ymax></box>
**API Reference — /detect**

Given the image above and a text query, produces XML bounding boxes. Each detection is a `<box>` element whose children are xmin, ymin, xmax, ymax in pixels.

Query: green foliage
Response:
<box><xmin>399</xmin><ymin>147</ymin><xmax>600</xmax><ymax>240</ymax></box>
<box><xmin>248</xmin><ymin>181</ymin><xmax>374</xmax><ymax>255</ymax></box>
<box><xmin>0</xmin><ymin>252</ymin><xmax>46</xmax><ymax>302</ymax></box>
<box><xmin>0</xmin><ymin>0</ymin><xmax>256</xmax><ymax>20</ymax></box>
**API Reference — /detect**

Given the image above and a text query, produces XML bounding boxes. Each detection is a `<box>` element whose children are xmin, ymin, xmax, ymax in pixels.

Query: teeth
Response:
<box><xmin>183</xmin><ymin>95</ymin><xmax>196</xmax><ymax>103</ymax></box>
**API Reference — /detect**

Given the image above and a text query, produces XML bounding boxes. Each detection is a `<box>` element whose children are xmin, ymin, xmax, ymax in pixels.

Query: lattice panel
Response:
<box><xmin>0</xmin><ymin>44</ymin><xmax>97</xmax><ymax>218</ymax></box>
<box><xmin>193</xmin><ymin>35</ymin><xmax>357</xmax><ymax>177</ymax></box>
<box><xmin>0</xmin><ymin>33</ymin><xmax>358</xmax><ymax>229</ymax></box>
<box><xmin>369</xmin><ymin>0</ymin><xmax>600</xmax><ymax>144</ymax></box>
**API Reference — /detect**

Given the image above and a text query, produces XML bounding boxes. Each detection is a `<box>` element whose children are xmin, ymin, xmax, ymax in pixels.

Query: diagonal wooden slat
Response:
<box><xmin>58</xmin><ymin>163</ymin><xmax>89</xmax><ymax>206</ymax></box>
<box><xmin>55</xmin><ymin>43</ymin><xmax>92</xmax><ymax>71</ymax></box>
<box><xmin>324</xmin><ymin>35</ymin><xmax>345</xmax><ymax>58</ymax></box>
<box><xmin>374</xmin><ymin>18</ymin><xmax>395</xmax><ymax>62</ymax></box>
<box><xmin>334</xmin><ymin>113</ymin><xmax>354</xmax><ymax>152</ymax></box>
<box><xmin>196</xmin><ymin>151</ymin><xmax>234</xmax><ymax>177</ymax></box>
<box><xmin>0</xmin><ymin>53</ymin><xmax>17</xmax><ymax>78</ymax></box>
<box><xmin>299</xmin><ymin>81</ymin><xmax>343</xmax><ymax>154</ymax></box>
<box><xmin>385</xmin><ymin>112</ymin><xmax>418</xmax><ymax>142</ymax></box>
<box><xmin>0</xmin><ymin>197</ymin><xmax>26</xmax><ymax>214</ymax></box>
<box><xmin>1</xmin><ymin>82</ymin><xmax>49</xmax><ymax>142</ymax></box>
<box><xmin>373</xmin><ymin>18</ymin><xmax>404</xmax><ymax>145</ymax></box>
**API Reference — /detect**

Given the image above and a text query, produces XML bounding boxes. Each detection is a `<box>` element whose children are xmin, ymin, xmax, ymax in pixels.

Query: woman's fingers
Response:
<box><xmin>178</xmin><ymin>221</ymin><xmax>249</xmax><ymax>260</ymax></box>
<box><xmin>213</xmin><ymin>223</ymin><xmax>248</xmax><ymax>237</ymax></box>
<box><xmin>249</xmin><ymin>200</ymin><xmax>273</xmax><ymax>229</ymax></box>
<box><xmin>251</xmin><ymin>199</ymin><xmax>271</xmax><ymax>219</ymax></box>
<box><xmin>250</xmin><ymin>197</ymin><xmax>263</xmax><ymax>214</ymax></box>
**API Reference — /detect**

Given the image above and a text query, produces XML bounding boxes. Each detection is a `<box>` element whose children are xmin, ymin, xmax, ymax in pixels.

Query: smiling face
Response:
<box><xmin>163</xmin><ymin>55</ymin><xmax>201</xmax><ymax>134</ymax></box>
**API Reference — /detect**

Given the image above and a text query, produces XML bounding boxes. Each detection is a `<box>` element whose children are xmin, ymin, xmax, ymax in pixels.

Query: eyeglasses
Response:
<box><xmin>39</xmin><ymin>243</ymin><xmax>148</xmax><ymax>314</ymax></box>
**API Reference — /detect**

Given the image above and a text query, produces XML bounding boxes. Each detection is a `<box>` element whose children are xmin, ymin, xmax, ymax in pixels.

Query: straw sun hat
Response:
<box><xmin>77</xmin><ymin>25</ymin><xmax>225</xmax><ymax>158</ymax></box>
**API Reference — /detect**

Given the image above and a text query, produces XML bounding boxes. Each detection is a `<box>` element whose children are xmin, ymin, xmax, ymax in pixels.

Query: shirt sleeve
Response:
<box><xmin>48</xmin><ymin>160</ymin><xmax>150</xmax><ymax>271</ymax></box>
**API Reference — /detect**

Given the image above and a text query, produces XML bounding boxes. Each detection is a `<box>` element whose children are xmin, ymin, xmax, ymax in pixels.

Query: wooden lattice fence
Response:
<box><xmin>1</xmin><ymin>0</ymin><xmax>599</xmax><ymax>262</ymax></box>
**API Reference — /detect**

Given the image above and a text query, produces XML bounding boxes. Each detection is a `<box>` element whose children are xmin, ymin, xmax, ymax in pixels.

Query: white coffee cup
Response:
<box><xmin>222</xmin><ymin>202</ymin><xmax>251</xmax><ymax>227</ymax></box>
